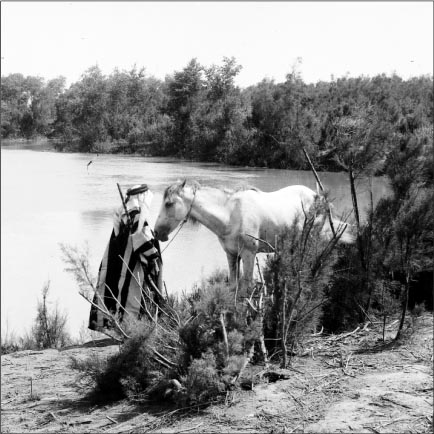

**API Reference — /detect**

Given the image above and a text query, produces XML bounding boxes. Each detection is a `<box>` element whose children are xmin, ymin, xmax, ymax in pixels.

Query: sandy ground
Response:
<box><xmin>1</xmin><ymin>314</ymin><xmax>433</xmax><ymax>433</ymax></box>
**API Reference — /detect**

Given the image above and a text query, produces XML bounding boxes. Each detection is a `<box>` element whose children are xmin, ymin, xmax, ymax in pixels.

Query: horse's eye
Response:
<box><xmin>165</xmin><ymin>202</ymin><xmax>174</xmax><ymax>208</ymax></box>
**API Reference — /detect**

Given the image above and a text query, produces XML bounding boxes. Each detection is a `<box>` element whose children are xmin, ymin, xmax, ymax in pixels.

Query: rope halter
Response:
<box><xmin>161</xmin><ymin>187</ymin><xmax>197</xmax><ymax>253</ymax></box>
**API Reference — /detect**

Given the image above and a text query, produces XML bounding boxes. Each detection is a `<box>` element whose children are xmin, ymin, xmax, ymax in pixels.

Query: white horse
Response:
<box><xmin>154</xmin><ymin>180</ymin><xmax>352</xmax><ymax>289</ymax></box>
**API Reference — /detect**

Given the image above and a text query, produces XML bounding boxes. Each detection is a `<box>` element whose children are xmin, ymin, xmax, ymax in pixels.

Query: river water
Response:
<box><xmin>1</xmin><ymin>141</ymin><xmax>389</xmax><ymax>338</ymax></box>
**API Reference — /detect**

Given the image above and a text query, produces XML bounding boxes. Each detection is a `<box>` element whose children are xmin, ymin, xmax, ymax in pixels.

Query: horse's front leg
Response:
<box><xmin>239</xmin><ymin>249</ymin><xmax>256</xmax><ymax>295</ymax></box>
<box><xmin>226</xmin><ymin>251</ymin><xmax>240</xmax><ymax>288</ymax></box>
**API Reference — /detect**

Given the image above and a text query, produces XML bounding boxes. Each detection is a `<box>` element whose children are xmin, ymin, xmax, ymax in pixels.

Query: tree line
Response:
<box><xmin>1</xmin><ymin>57</ymin><xmax>432</xmax><ymax>172</ymax></box>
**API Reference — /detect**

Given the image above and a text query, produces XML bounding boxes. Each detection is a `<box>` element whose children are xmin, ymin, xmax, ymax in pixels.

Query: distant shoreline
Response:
<box><xmin>0</xmin><ymin>138</ymin><xmax>351</xmax><ymax>174</ymax></box>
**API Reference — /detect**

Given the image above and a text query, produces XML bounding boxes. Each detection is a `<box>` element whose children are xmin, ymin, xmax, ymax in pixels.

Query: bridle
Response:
<box><xmin>161</xmin><ymin>187</ymin><xmax>197</xmax><ymax>253</ymax></box>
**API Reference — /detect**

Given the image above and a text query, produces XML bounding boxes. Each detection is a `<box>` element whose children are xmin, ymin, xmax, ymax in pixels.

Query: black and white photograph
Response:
<box><xmin>1</xmin><ymin>1</ymin><xmax>433</xmax><ymax>432</ymax></box>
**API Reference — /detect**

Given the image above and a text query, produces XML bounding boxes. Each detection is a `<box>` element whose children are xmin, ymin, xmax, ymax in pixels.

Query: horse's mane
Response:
<box><xmin>222</xmin><ymin>184</ymin><xmax>260</xmax><ymax>195</ymax></box>
<box><xmin>164</xmin><ymin>180</ymin><xmax>259</xmax><ymax>201</ymax></box>
<box><xmin>163</xmin><ymin>179</ymin><xmax>201</xmax><ymax>202</ymax></box>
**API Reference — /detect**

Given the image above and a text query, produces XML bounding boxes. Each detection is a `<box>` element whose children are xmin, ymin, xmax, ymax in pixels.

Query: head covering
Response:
<box><xmin>126</xmin><ymin>184</ymin><xmax>148</xmax><ymax>197</ymax></box>
<box><xmin>124</xmin><ymin>184</ymin><xmax>153</xmax><ymax>212</ymax></box>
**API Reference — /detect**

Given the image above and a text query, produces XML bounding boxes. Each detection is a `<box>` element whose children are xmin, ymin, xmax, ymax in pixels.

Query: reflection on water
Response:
<box><xmin>1</xmin><ymin>143</ymin><xmax>389</xmax><ymax>338</ymax></box>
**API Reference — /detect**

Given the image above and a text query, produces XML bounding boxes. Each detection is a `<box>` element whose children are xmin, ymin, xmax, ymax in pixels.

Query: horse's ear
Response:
<box><xmin>180</xmin><ymin>179</ymin><xmax>187</xmax><ymax>189</ymax></box>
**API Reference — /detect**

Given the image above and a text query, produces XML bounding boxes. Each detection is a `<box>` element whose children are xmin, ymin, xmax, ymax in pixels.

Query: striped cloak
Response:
<box><xmin>88</xmin><ymin>207</ymin><xmax>163</xmax><ymax>333</ymax></box>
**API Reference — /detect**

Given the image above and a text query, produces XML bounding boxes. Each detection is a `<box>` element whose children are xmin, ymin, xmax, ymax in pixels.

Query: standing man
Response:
<box><xmin>89</xmin><ymin>184</ymin><xmax>164</xmax><ymax>333</ymax></box>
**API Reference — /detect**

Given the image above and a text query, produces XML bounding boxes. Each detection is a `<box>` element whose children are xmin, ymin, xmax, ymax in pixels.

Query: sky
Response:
<box><xmin>1</xmin><ymin>2</ymin><xmax>433</xmax><ymax>88</ymax></box>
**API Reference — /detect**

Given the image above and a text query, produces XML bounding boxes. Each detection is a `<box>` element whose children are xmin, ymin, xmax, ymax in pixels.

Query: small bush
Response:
<box><xmin>71</xmin><ymin>320</ymin><xmax>177</xmax><ymax>402</ymax></box>
<box><xmin>1</xmin><ymin>329</ymin><xmax>40</xmax><ymax>353</ymax></box>
<box><xmin>1</xmin><ymin>340</ymin><xmax>20</xmax><ymax>355</ymax></box>
<box><xmin>183</xmin><ymin>351</ymin><xmax>226</xmax><ymax>406</ymax></box>
<box><xmin>1</xmin><ymin>282</ymin><xmax>70</xmax><ymax>354</ymax></box>
<box><xmin>32</xmin><ymin>281</ymin><xmax>71</xmax><ymax>349</ymax></box>
<box><xmin>70</xmin><ymin>319</ymin><xmax>173</xmax><ymax>403</ymax></box>
<box><xmin>1</xmin><ymin>323</ymin><xmax>20</xmax><ymax>354</ymax></box>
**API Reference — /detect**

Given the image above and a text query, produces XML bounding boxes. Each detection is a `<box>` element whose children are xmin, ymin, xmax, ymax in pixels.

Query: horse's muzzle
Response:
<box><xmin>154</xmin><ymin>229</ymin><xmax>169</xmax><ymax>242</ymax></box>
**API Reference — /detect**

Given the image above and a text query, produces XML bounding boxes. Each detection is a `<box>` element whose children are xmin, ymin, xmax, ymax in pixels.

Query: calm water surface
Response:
<box><xmin>1</xmin><ymin>142</ymin><xmax>389</xmax><ymax>338</ymax></box>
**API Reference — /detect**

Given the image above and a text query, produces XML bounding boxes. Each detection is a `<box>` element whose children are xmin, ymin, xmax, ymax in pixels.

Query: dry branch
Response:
<box><xmin>80</xmin><ymin>288</ymin><xmax>177</xmax><ymax>371</ymax></box>
<box><xmin>177</xmin><ymin>422</ymin><xmax>204</xmax><ymax>433</ymax></box>
<box><xmin>220</xmin><ymin>312</ymin><xmax>229</xmax><ymax>358</ymax></box>
<box><xmin>119</xmin><ymin>257</ymin><xmax>178</xmax><ymax>327</ymax></box>
<box><xmin>302</xmin><ymin>147</ymin><xmax>336</xmax><ymax>237</ymax></box>
<box><xmin>331</xmin><ymin>326</ymin><xmax>360</xmax><ymax>342</ymax></box>
<box><xmin>245</xmin><ymin>233</ymin><xmax>276</xmax><ymax>251</ymax></box>
<box><xmin>78</xmin><ymin>292</ymin><xmax>125</xmax><ymax>342</ymax></box>
<box><xmin>106</xmin><ymin>415</ymin><xmax>118</xmax><ymax>424</ymax></box>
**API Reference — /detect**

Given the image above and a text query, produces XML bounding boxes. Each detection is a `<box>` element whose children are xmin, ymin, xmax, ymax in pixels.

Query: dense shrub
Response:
<box><xmin>70</xmin><ymin>319</ymin><xmax>174</xmax><ymax>402</ymax></box>
<box><xmin>263</xmin><ymin>201</ymin><xmax>342</xmax><ymax>364</ymax></box>
<box><xmin>178</xmin><ymin>270</ymin><xmax>263</xmax><ymax>371</ymax></box>
<box><xmin>321</xmin><ymin>243</ymin><xmax>367</xmax><ymax>332</ymax></box>
<box><xmin>70</xmin><ymin>269</ymin><xmax>264</xmax><ymax>406</ymax></box>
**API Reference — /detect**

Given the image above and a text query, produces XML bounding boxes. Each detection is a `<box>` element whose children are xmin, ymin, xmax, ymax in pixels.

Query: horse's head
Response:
<box><xmin>154</xmin><ymin>180</ymin><xmax>196</xmax><ymax>241</ymax></box>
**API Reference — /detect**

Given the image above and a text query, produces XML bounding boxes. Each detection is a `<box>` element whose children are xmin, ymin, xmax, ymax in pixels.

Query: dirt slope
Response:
<box><xmin>1</xmin><ymin>314</ymin><xmax>432</xmax><ymax>433</ymax></box>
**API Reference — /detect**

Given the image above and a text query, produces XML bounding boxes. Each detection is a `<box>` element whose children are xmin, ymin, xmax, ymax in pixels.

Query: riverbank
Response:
<box><xmin>2</xmin><ymin>314</ymin><xmax>432</xmax><ymax>433</ymax></box>
<box><xmin>0</xmin><ymin>138</ymin><xmax>352</xmax><ymax>173</ymax></box>
<box><xmin>0</xmin><ymin>138</ymin><xmax>239</xmax><ymax>167</ymax></box>
<box><xmin>1</xmin><ymin>137</ymin><xmax>57</xmax><ymax>151</ymax></box>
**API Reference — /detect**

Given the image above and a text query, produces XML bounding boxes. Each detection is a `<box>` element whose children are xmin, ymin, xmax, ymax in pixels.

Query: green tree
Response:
<box><xmin>191</xmin><ymin>57</ymin><xmax>250</xmax><ymax>162</ymax></box>
<box><xmin>31</xmin><ymin>76</ymin><xmax>66</xmax><ymax>137</ymax></box>
<box><xmin>57</xmin><ymin>65</ymin><xmax>109</xmax><ymax>151</ymax></box>
<box><xmin>1</xmin><ymin>73</ymin><xmax>32</xmax><ymax>138</ymax></box>
<box><xmin>165</xmin><ymin>58</ymin><xmax>204</xmax><ymax>156</ymax></box>
<box><xmin>247</xmin><ymin>79</ymin><xmax>286</xmax><ymax>166</ymax></box>
<box><xmin>373</xmin><ymin>129</ymin><xmax>433</xmax><ymax>338</ymax></box>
